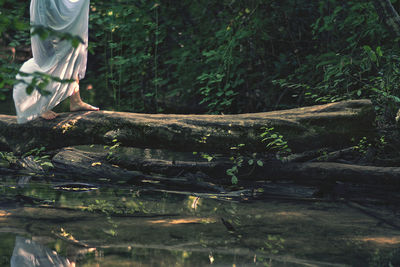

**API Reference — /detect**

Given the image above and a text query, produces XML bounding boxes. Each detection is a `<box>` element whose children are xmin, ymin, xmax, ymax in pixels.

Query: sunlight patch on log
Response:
<box><xmin>54</xmin><ymin>116</ymin><xmax>81</xmax><ymax>133</ymax></box>
<box><xmin>0</xmin><ymin>210</ymin><xmax>11</xmax><ymax>220</ymax></box>
<box><xmin>357</xmin><ymin>236</ymin><xmax>400</xmax><ymax>245</ymax></box>
<box><xmin>275</xmin><ymin>211</ymin><xmax>305</xmax><ymax>217</ymax></box>
<box><xmin>150</xmin><ymin>217</ymin><xmax>216</xmax><ymax>226</ymax></box>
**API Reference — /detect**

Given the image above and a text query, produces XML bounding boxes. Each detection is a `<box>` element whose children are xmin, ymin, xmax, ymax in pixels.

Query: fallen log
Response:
<box><xmin>0</xmin><ymin>99</ymin><xmax>375</xmax><ymax>154</ymax></box>
<box><xmin>51</xmin><ymin>147</ymin><xmax>226</xmax><ymax>192</ymax></box>
<box><xmin>49</xmin><ymin>147</ymin><xmax>400</xmax><ymax>187</ymax></box>
<box><xmin>89</xmin><ymin>146</ymin><xmax>400</xmax><ymax>186</ymax></box>
<box><xmin>280</xmin><ymin>162</ymin><xmax>400</xmax><ymax>185</ymax></box>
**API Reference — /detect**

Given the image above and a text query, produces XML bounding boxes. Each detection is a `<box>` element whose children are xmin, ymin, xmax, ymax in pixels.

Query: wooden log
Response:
<box><xmin>107</xmin><ymin>146</ymin><xmax>233</xmax><ymax>178</ymax></box>
<box><xmin>280</xmin><ymin>162</ymin><xmax>400</xmax><ymax>185</ymax></box>
<box><xmin>48</xmin><ymin>147</ymin><xmax>400</xmax><ymax>187</ymax></box>
<box><xmin>51</xmin><ymin>147</ymin><xmax>226</xmax><ymax>192</ymax></box>
<box><xmin>0</xmin><ymin>99</ymin><xmax>375</xmax><ymax>154</ymax></box>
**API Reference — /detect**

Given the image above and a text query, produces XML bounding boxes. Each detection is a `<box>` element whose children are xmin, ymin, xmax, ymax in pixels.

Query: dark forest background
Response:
<box><xmin>1</xmin><ymin>0</ymin><xmax>400</xmax><ymax>123</ymax></box>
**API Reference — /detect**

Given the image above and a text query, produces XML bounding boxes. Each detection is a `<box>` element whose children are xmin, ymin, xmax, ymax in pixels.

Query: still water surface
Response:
<box><xmin>0</xmin><ymin>176</ymin><xmax>399</xmax><ymax>266</ymax></box>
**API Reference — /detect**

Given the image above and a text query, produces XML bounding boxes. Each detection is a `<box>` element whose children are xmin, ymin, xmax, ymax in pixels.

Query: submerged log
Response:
<box><xmin>0</xmin><ymin>99</ymin><xmax>374</xmax><ymax>154</ymax></box>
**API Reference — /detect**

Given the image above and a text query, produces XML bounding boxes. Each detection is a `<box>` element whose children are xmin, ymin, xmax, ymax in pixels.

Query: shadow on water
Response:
<box><xmin>1</xmin><ymin>175</ymin><xmax>400</xmax><ymax>266</ymax></box>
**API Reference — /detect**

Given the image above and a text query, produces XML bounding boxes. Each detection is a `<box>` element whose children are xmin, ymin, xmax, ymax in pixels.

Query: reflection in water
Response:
<box><xmin>11</xmin><ymin>236</ymin><xmax>74</xmax><ymax>267</ymax></box>
<box><xmin>1</xmin><ymin>177</ymin><xmax>400</xmax><ymax>266</ymax></box>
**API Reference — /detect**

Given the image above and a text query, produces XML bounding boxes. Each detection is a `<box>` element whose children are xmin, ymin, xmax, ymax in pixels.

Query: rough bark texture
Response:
<box><xmin>0</xmin><ymin>99</ymin><xmax>375</xmax><ymax>154</ymax></box>
<box><xmin>280</xmin><ymin>162</ymin><xmax>400</xmax><ymax>185</ymax></box>
<box><xmin>46</xmin><ymin>146</ymin><xmax>400</xmax><ymax>187</ymax></box>
<box><xmin>51</xmin><ymin>147</ymin><xmax>227</xmax><ymax>192</ymax></box>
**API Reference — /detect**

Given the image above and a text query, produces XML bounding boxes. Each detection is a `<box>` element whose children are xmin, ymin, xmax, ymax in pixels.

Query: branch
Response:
<box><xmin>372</xmin><ymin>0</ymin><xmax>400</xmax><ymax>36</ymax></box>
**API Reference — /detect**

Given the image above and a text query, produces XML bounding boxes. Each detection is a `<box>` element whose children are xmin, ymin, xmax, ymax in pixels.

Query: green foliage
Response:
<box><xmin>104</xmin><ymin>138</ymin><xmax>121</xmax><ymax>160</ymax></box>
<box><xmin>354</xmin><ymin>137</ymin><xmax>372</xmax><ymax>155</ymax></box>
<box><xmin>0</xmin><ymin>1</ymin><xmax>30</xmax><ymax>104</ymax></box>
<box><xmin>260</xmin><ymin>127</ymin><xmax>291</xmax><ymax>156</ymax></box>
<box><xmin>22</xmin><ymin>146</ymin><xmax>54</xmax><ymax>169</ymax></box>
<box><xmin>225</xmin><ymin>127</ymin><xmax>290</xmax><ymax>184</ymax></box>
<box><xmin>86</xmin><ymin>0</ymin><xmax>306</xmax><ymax>113</ymax></box>
<box><xmin>0</xmin><ymin>151</ymin><xmax>17</xmax><ymax>168</ymax></box>
<box><xmin>86</xmin><ymin>198</ymin><xmax>145</xmax><ymax>215</ymax></box>
<box><xmin>273</xmin><ymin>1</ymin><xmax>400</xmax><ymax>123</ymax></box>
<box><xmin>226</xmin><ymin>154</ymin><xmax>243</xmax><ymax>185</ymax></box>
<box><xmin>0</xmin><ymin>151</ymin><xmax>17</xmax><ymax>164</ymax></box>
<box><xmin>1</xmin><ymin>0</ymin><xmax>400</xmax><ymax>124</ymax></box>
<box><xmin>0</xmin><ymin>2</ymin><xmax>82</xmax><ymax>102</ymax></box>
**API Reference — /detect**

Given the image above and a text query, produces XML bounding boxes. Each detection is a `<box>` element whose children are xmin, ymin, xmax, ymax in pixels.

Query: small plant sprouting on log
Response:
<box><xmin>192</xmin><ymin>128</ymin><xmax>291</xmax><ymax>185</ymax></box>
<box><xmin>22</xmin><ymin>146</ymin><xmax>54</xmax><ymax>169</ymax></box>
<box><xmin>105</xmin><ymin>139</ymin><xmax>122</xmax><ymax>160</ymax></box>
<box><xmin>0</xmin><ymin>152</ymin><xmax>18</xmax><ymax>165</ymax></box>
<box><xmin>226</xmin><ymin>154</ymin><xmax>242</xmax><ymax>185</ymax></box>
<box><xmin>353</xmin><ymin>135</ymin><xmax>387</xmax><ymax>159</ymax></box>
<box><xmin>354</xmin><ymin>137</ymin><xmax>372</xmax><ymax>155</ymax></box>
<box><xmin>226</xmin><ymin>144</ymin><xmax>264</xmax><ymax>185</ymax></box>
<box><xmin>227</xmin><ymin>128</ymin><xmax>291</xmax><ymax>185</ymax></box>
<box><xmin>260</xmin><ymin>127</ymin><xmax>291</xmax><ymax>157</ymax></box>
<box><xmin>193</xmin><ymin>152</ymin><xmax>215</xmax><ymax>162</ymax></box>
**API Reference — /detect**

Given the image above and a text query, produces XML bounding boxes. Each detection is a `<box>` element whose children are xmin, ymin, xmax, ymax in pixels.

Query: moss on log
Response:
<box><xmin>0</xmin><ymin>99</ymin><xmax>375</xmax><ymax>154</ymax></box>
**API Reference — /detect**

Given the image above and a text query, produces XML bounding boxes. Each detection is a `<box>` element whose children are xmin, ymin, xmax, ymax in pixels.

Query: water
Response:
<box><xmin>0</xmin><ymin>176</ymin><xmax>400</xmax><ymax>266</ymax></box>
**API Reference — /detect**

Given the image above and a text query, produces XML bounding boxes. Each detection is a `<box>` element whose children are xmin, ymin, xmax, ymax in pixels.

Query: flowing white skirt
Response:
<box><xmin>13</xmin><ymin>0</ymin><xmax>90</xmax><ymax>123</ymax></box>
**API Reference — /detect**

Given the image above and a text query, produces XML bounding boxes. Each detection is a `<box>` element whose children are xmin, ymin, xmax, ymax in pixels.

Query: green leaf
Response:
<box><xmin>363</xmin><ymin>45</ymin><xmax>372</xmax><ymax>53</ymax></box>
<box><xmin>376</xmin><ymin>46</ymin><xmax>383</xmax><ymax>57</ymax></box>
<box><xmin>231</xmin><ymin>175</ymin><xmax>238</xmax><ymax>185</ymax></box>
<box><xmin>26</xmin><ymin>84</ymin><xmax>34</xmax><ymax>95</ymax></box>
<box><xmin>71</xmin><ymin>38</ymin><xmax>80</xmax><ymax>48</ymax></box>
<box><xmin>40</xmin><ymin>161</ymin><xmax>54</xmax><ymax>168</ymax></box>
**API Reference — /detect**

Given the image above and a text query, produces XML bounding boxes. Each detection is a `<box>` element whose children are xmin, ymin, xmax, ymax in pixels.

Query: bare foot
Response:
<box><xmin>70</xmin><ymin>101</ymin><xmax>99</xmax><ymax>112</ymax></box>
<box><xmin>40</xmin><ymin>110</ymin><xmax>58</xmax><ymax>120</ymax></box>
<box><xmin>69</xmin><ymin>87</ymin><xmax>99</xmax><ymax>112</ymax></box>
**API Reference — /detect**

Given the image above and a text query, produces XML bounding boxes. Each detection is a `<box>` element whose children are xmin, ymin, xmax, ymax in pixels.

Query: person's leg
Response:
<box><xmin>69</xmin><ymin>79</ymin><xmax>99</xmax><ymax>112</ymax></box>
<box><xmin>40</xmin><ymin>79</ymin><xmax>98</xmax><ymax>120</ymax></box>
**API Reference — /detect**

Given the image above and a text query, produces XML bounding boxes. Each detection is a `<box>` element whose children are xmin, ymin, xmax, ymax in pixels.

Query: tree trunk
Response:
<box><xmin>0</xmin><ymin>99</ymin><xmax>375</xmax><ymax>154</ymax></box>
<box><xmin>372</xmin><ymin>0</ymin><xmax>400</xmax><ymax>36</ymax></box>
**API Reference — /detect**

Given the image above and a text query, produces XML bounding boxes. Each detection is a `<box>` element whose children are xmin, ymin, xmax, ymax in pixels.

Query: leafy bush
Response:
<box><xmin>1</xmin><ymin>0</ymin><xmax>400</xmax><ymax>121</ymax></box>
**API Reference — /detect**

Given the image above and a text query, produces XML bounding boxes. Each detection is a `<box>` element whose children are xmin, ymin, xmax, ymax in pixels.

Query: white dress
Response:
<box><xmin>13</xmin><ymin>0</ymin><xmax>90</xmax><ymax>123</ymax></box>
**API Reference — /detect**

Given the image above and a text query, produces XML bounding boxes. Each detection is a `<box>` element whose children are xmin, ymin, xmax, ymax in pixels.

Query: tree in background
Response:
<box><xmin>2</xmin><ymin>0</ymin><xmax>400</xmax><ymax>123</ymax></box>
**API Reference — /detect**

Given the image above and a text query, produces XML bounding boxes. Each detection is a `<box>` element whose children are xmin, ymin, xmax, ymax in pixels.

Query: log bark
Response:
<box><xmin>0</xmin><ymin>99</ymin><xmax>375</xmax><ymax>154</ymax></box>
<box><xmin>281</xmin><ymin>162</ymin><xmax>400</xmax><ymax>185</ymax></box>
<box><xmin>47</xmin><ymin>147</ymin><xmax>400</xmax><ymax>187</ymax></box>
<box><xmin>51</xmin><ymin>147</ymin><xmax>226</xmax><ymax>192</ymax></box>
